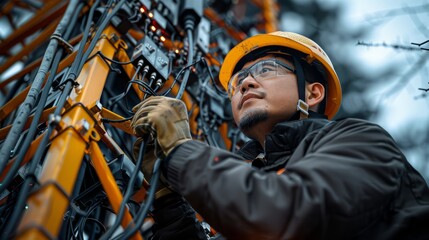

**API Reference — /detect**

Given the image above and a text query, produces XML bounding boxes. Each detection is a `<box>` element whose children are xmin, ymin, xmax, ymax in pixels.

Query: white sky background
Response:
<box><xmin>338</xmin><ymin>0</ymin><xmax>429</xmax><ymax>175</ymax></box>
<box><xmin>343</xmin><ymin>0</ymin><xmax>429</xmax><ymax>127</ymax></box>
<box><xmin>332</xmin><ymin>0</ymin><xmax>429</xmax><ymax>176</ymax></box>
<box><xmin>282</xmin><ymin>0</ymin><xmax>429</xmax><ymax>179</ymax></box>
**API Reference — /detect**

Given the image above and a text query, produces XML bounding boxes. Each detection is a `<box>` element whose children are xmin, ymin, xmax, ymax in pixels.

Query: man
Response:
<box><xmin>131</xmin><ymin>32</ymin><xmax>429</xmax><ymax>239</ymax></box>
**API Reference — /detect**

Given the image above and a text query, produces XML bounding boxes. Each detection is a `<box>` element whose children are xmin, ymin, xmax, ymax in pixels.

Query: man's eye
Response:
<box><xmin>257</xmin><ymin>67</ymin><xmax>274</xmax><ymax>75</ymax></box>
<box><xmin>235</xmin><ymin>74</ymin><xmax>245</xmax><ymax>86</ymax></box>
<box><xmin>261</xmin><ymin>67</ymin><xmax>272</xmax><ymax>73</ymax></box>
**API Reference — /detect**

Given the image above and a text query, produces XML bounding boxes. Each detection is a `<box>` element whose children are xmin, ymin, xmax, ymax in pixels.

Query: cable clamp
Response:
<box><xmin>48</xmin><ymin>114</ymin><xmax>61</xmax><ymax>126</ymax></box>
<box><xmin>50</xmin><ymin>33</ymin><xmax>73</xmax><ymax>54</ymax></box>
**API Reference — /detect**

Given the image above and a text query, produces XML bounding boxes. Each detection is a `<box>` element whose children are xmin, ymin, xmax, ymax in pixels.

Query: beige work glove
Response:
<box><xmin>131</xmin><ymin>96</ymin><xmax>192</xmax><ymax>157</ymax></box>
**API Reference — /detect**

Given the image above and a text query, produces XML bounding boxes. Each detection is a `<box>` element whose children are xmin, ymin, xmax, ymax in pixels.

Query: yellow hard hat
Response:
<box><xmin>219</xmin><ymin>31</ymin><xmax>342</xmax><ymax>119</ymax></box>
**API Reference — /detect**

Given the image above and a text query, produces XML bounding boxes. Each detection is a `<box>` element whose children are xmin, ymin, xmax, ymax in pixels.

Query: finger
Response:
<box><xmin>131</xmin><ymin>105</ymin><xmax>159</xmax><ymax>127</ymax></box>
<box><xmin>131</xmin><ymin>113</ymin><xmax>152</xmax><ymax>131</ymax></box>
<box><xmin>132</xmin><ymin>96</ymin><xmax>164</xmax><ymax>112</ymax></box>
<box><xmin>156</xmin><ymin>104</ymin><xmax>188</xmax><ymax>121</ymax></box>
<box><xmin>136</xmin><ymin>125</ymin><xmax>157</xmax><ymax>139</ymax></box>
<box><xmin>132</xmin><ymin>100</ymin><xmax>147</xmax><ymax>113</ymax></box>
<box><xmin>134</xmin><ymin>122</ymin><xmax>156</xmax><ymax>137</ymax></box>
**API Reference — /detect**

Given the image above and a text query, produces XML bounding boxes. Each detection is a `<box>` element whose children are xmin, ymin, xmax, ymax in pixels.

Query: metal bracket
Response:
<box><xmin>297</xmin><ymin>99</ymin><xmax>309</xmax><ymax>119</ymax></box>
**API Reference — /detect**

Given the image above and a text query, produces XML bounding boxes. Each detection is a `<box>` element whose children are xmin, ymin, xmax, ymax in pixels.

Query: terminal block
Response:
<box><xmin>131</xmin><ymin>36</ymin><xmax>171</xmax><ymax>81</ymax></box>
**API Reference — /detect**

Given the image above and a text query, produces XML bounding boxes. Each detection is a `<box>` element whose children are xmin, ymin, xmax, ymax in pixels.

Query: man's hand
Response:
<box><xmin>131</xmin><ymin>96</ymin><xmax>192</xmax><ymax>157</ymax></box>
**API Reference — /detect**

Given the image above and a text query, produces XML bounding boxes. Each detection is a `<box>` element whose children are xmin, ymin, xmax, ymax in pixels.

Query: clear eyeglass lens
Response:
<box><xmin>228</xmin><ymin>60</ymin><xmax>293</xmax><ymax>98</ymax></box>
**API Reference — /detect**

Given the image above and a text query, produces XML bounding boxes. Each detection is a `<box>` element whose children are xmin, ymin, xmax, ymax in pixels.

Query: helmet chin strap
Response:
<box><xmin>292</xmin><ymin>57</ymin><xmax>309</xmax><ymax>120</ymax></box>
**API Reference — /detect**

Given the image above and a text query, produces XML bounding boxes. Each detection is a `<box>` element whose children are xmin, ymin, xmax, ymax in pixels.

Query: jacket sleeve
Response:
<box><xmin>164</xmin><ymin>119</ymin><xmax>405</xmax><ymax>239</ymax></box>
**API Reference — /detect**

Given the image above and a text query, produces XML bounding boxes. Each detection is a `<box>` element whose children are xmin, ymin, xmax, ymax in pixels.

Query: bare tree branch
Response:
<box><xmin>357</xmin><ymin>41</ymin><xmax>423</xmax><ymax>51</ymax></box>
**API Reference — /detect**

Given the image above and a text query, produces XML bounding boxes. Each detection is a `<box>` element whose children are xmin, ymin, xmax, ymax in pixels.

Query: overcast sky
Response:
<box><xmin>332</xmin><ymin>0</ymin><xmax>429</xmax><ymax>176</ymax></box>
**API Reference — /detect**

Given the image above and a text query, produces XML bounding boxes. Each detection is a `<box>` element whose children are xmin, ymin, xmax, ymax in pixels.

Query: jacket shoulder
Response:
<box><xmin>324</xmin><ymin>117</ymin><xmax>391</xmax><ymax>138</ymax></box>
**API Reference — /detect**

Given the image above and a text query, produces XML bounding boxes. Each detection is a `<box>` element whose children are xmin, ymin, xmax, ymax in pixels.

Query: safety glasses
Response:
<box><xmin>228</xmin><ymin>59</ymin><xmax>295</xmax><ymax>99</ymax></box>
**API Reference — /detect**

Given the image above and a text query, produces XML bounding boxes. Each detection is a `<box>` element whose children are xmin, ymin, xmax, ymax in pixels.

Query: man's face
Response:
<box><xmin>230</xmin><ymin>55</ymin><xmax>299</xmax><ymax>137</ymax></box>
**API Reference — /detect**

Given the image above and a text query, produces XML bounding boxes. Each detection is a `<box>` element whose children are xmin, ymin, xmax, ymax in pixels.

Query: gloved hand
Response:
<box><xmin>131</xmin><ymin>96</ymin><xmax>192</xmax><ymax>157</ymax></box>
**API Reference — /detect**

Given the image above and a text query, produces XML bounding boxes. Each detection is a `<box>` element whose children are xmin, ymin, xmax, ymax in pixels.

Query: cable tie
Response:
<box><xmin>50</xmin><ymin>33</ymin><xmax>73</xmax><ymax>54</ymax></box>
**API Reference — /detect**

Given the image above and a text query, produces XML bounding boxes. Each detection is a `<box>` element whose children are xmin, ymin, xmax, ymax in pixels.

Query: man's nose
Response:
<box><xmin>240</xmin><ymin>75</ymin><xmax>259</xmax><ymax>94</ymax></box>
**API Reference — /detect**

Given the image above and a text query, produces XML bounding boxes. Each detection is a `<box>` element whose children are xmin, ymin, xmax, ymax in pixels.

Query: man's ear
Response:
<box><xmin>305</xmin><ymin>82</ymin><xmax>325</xmax><ymax>108</ymax></box>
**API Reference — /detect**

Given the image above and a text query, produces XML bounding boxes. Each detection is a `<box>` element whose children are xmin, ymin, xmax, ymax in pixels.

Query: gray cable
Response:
<box><xmin>0</xmin><ymin>0</ymin><xmax>80</xmax><ymax>174</ymax></box>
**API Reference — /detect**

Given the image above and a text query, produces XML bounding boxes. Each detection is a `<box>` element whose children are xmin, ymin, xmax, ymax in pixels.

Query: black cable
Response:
<box><xmin>130</xmin><ymin>80</ymin><xmax>155</xmax><ymax>95</ymax></box>
<box><xmin>122</xmin><ymin>61</ymin><xmax>145</xmax><ymax>114</ymax></box>
<box><xmin>108</xmin><ymin>79</ymin><xmax>156</xmax><ymax>111</ymax></box>
<box><xmin>128</xmin><ymin>6</ymin><xmax>141</xmax><ymax>23</ymax></box>
<box><xmin>0</xmin><ymin>1</ymin><xmax>83</xmax><ymax>236</ymax></box>
<box><xmin>86</xmin><ymin>217</ymin><xmax>107</xmax><ymax>235</ymax></box>
<box><xmin>68</xmin><ymin>214</ymin><xmax>78</xmax><ymax>240</ymax></box>
<box><xmin>112</xmin><ymin>158</ymin><xmax>161</xmax><ymax>240</ymax></box>
<box><xmin>76</xmin><ymin>199</ymin><xmax>103</xmax><ymax>240</ymax></box>
<box><xmin>160</xmin><ymin>58</ymin><xmax>204</xmax><ymax>97</ymax></box>
<box><xmin>0</xmin><ymin>1</ymin><xmax>85</xmax><ymax>196</ymax></box>
<box><xmin>139</xmin><ymin>65</ymin><xmax>150</xmax><ymax>96</ymax></box>
<box><xmin>102</xmin><ymin>115</ymin><xmax>133</xmax><ymax>123</ymax></box>
<box><xmin>0</xmin><ymin>0</ymin><xmax>80</xmax><ymax>177</ymax></box>
<box><xmin>198</xmin><ymin>88</ymin><xmax>220</xmax><ymax>148</ymax></box>
<box><xmin>20</xmin><ymin>0</ymin><xmax>122</xmax><ymax>183</ymax></box>
<box><xmin>1</xmin><ymin>5</ymin><xmax>98</xmax><ymax>233</ymax></box>
<box><xmin>175</xmin><ymin>26</ymin><xmax>195</xmax><ymax>99</ymax></box>
<box><xmin>97</xmin><ymin>51</ymin><xmax>134</xmax><ymax>65</ymax></box>
<box><xmin>7</xmin><ymin>0</ymin><xmax>118</xmax><ymax>234</ymax></box>
<box><xmin>65</xmin><ymin>0</ymin><xmax>101</xmax><ymax>84</ymax></box>
<box><xmin>201</xmin><ymin>57</ymin><xmax>228</xmax><ymax>98</ymax></box>
<box><xmin>74</xmin><ymin>0</ymin><xmax>127</xmax><ymax>79</ymax></box>
<box><xmin>107</xmin><ymin>125</ymin><xmax>135</xmax><ymax>160</ymax></box>
<box><xmin>99</xmin><ymin>138</ymin><xmax>147</xmax><ymax>240</ymax></box>
<box><xmin>94</xmin><ymin>0</ymin><xmax>115</xmax><ymax>33</ymax></box>
<box><xmin>103</xmin><ymin>62</ymin><xmax>158</xmax><ymax>122</ymax></box>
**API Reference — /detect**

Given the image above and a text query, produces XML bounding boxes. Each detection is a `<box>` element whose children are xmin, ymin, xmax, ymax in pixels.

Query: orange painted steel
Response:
<box><xmin>0</xmin><ymin>0</ymin><xmax>65</xmax><ymax>54</ymax></box>
<box><xmin>0</xmin><ymin>0</ymin><xmax>272</xmax><ymax>237</ymax></box>
<box><xmin>262</xmin><ymin>0</ymin><xmax>278</xmax><ymax>33</ymax></box>
<box><xmin>0</xmin><ymin>18</ymin><xmax>60</xmax><ymax>74</ymax></box>
<box><xmin>0</xmin><ymin>132</ymin><xmax>45</xmax><ymax>182</ymax></box>
<box><xmin>204</xmin><ymin>8</ymin><xmax>247</xmax><ymax>42</ymax></box>
<box><xmin>0</xmin><ymin>107</ymin><xmax>55</xmax><ymax>139</ymax></box>
<box><xmin>0</xmin><ymin>85</ymin><xmax>31</xmax><ymax>121</ymax></box>
<box><xmin>100</xmin><ymin>108</ymin><xmax>134</xmax><ymax>135</ymax></box>
<box><xmin>69</xmin><ymin>27</ymin><xmax>125</xmax><ymax>106</ymax></box>
<box><xmin>0</xmin><ymin>50</ymin><xmax>78</xmax><ymax>121</ymax></box>
<box><xmin>16</xmin><ymin>104</ymin><xmax>96</xmax><ymax>239</ymax></box>
<box><xmin>89</xmin><ymin>141</ymin><xmax>143</xmax><ymax>240</ymax></box>
<box><xmin>15</xmin><ymin>25</ymin><xmax>140</xmax><ymax>239</ymax></box>
<box><xmin>0</xmin><ymin>33</ymin><xmax>83</xmax><ymax>90</ymax></box>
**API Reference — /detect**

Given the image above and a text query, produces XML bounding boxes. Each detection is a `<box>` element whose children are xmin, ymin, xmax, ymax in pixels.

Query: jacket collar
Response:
<box><xmin>238</xmin><ymin>118</ymin><xmax>331</xmax><ymax>167</ymax></box>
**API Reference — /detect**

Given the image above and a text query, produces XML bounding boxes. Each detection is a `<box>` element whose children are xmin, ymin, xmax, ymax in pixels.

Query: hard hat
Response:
<box><xmin>219</xmin><ymin>31</ymin><xmax>342</xmax><ymax>119</ymax></box>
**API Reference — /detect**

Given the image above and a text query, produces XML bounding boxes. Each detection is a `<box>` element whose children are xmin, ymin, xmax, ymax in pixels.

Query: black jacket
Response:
<box><xmin>165</xmin><ymin>118</ymin><xmax>429</xmax><ymax>239</ymax></box>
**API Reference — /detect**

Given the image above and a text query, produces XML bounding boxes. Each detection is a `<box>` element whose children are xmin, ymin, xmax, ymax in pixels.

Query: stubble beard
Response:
<box><xmin>238</xmin><ymin>110</ymin><xmax>268</xmax><ymax>133</ymax></box>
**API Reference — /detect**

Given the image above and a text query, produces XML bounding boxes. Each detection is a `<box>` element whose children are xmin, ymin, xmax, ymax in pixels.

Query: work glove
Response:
<box><xmin>131</xmin><ymin>96</ymin><xmax>192</xmax><ymax>158</ymax></box>
<box><xmin>131</xmin><ymin>96</ymin><xmax>192</xmax><ymax>199</ymax></box>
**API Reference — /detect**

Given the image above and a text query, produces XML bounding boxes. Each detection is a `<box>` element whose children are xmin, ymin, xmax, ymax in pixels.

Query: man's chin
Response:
<box><xmin>238</xmin><ymin>110</ymin><xmax>268</xmax><ymax>133</ymax></box>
